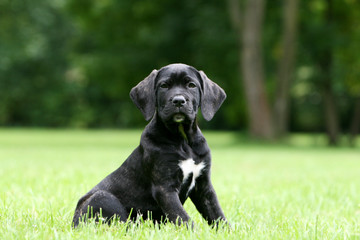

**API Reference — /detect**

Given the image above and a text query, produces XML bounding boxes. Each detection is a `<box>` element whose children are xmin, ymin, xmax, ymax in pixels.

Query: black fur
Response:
<box><xmin>72</xmin><ymin>63</ymin><xmax>227</xmax><ymax>227</ymax></box>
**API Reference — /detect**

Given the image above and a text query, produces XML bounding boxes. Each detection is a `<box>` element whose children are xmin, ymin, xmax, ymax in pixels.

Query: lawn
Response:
<box><xmin>0</xmin><ymin>129</ymin><xmax>359</xmax><ymax>239</ymax></box>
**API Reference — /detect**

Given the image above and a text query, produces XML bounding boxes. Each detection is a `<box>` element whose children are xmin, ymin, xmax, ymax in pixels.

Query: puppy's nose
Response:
<box><xmin>172</xmin><ymin>95</ymin><xmax>186</xmax><ymax>107</ymax></box>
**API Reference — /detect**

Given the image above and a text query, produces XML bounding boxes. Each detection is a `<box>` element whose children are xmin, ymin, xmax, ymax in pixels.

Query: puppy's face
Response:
<box><xmin>130</xmin><ymin>63</ymin><xmax>226</xmax><ymax>123</ymax></box>
<box><xmin>155</xmin><ymin>65</ymin><xmax>201</xmax><ymax>124</ymax></box>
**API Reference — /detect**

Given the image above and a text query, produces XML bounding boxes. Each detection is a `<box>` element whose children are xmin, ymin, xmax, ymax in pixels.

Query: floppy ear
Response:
<box><xmin>130</xmin><ymin>69</ymin><xmax>158</xmax><ymax>121</ymax></box>
<box><xmin>199</xmin><ymin>71</ymin><xmax>227</xmax><ymax>121</ymax></box>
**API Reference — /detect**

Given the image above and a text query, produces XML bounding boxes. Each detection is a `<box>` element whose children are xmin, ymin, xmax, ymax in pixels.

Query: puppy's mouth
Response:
<box><xmin>173</xmin><ymin>113</ymin><xmax>186</xmax><ymax>123</ymax></box>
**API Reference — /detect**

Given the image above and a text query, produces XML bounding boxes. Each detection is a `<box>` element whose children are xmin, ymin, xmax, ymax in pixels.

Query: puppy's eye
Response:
<box><xmin>160</xmin><ymin>83</ymin><xmax>169</xmax><ymax>89</ymax></box>
<box><xmin>188</xmin><ymin>82</ymin><xmax>197</xmax><ymax>88</ymax></box>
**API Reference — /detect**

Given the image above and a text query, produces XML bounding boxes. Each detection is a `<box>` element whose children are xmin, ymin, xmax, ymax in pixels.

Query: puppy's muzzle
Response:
<box><xmin>170</xmin><ymin>95</ymin><xmax>189</xmax><ymax>123</ymax></box>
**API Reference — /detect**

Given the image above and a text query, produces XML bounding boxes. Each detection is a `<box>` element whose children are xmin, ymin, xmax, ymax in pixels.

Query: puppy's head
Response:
<box><xmin>130</xmin><ymin>63</ymin><xmax>226</xmax><ymax>124</ymax></box>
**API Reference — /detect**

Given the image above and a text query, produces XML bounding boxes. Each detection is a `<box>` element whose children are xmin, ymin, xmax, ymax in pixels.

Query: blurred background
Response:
<box><xmin>0</xmin><ymin>0</ymin><xmax>359</xmax><ymax>146</ymax></box>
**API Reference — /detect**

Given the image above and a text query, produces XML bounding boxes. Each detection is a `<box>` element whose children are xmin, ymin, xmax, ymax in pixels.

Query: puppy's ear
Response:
<box><xmin>199</xmin><ymin>71</ymin><xmax>226</xmax><ymax>121</ymax></box>
<box><xmin>130</xmin><ymin>69</ymin><xmax>158</xmax><ymax>121</ymax></box>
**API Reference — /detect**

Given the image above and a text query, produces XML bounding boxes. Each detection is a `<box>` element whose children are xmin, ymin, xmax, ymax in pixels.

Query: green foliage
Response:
<box><xmin>1</xmin><ymin>129</ymin><xmax>359</xmax><ymax>239</ymax></box>
<box><xmin>0</xmin><ymin>0</ymin><xmax>359</xmax><ymax>131</ymax></box>
<box><xmin>288</xmin><ymin>0</ymin><xmax>360</xmax><ymax>132</ymax></box>
<box><xmin>0</xmin><ymin>0</ymin><xmax>240</xmax><ymax>129</ymax></box>
<box><xmin>64</xmin><ymin>0</ymin><xmax>239</xmax><ymax>128</ymax></box>
<box><xmin>0</xmin><ymin>0</ymin><xmax>79</xmax><ymax>126</ymax></box>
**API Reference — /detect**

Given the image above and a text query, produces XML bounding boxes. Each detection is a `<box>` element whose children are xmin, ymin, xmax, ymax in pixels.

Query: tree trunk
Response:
<box><xmin>321</xmin><ymin>0</ymin><xmax>339</xmax><ymax>146</ymax></box>
<box><xmin>227</xmin><ymin>0</ymin><xmax>274</xmax><ymax>140</ymax></box>
<box><xmin>274</xmin><ymin>0</ymin><xmax>299</xmax><ymax>137</ymax></box>
<box><xmin>322</xmin><ymin>81</ymin><xmax>339</xmax><ymax>145</ymax></box>
<box><xmin>241</xmin><ymin>0</ymin><xmax>274</xmax><ymax>139</ymax></box>
<box><xmin>349</xmin><ymin>97</ymin><xmax>360</xmax><ymax>146</ymax></box>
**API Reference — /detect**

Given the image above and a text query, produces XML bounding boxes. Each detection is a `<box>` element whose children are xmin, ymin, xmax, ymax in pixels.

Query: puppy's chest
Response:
<box><xmin>178</xmin><ymin>158</ymin><xmax>205</xmax><ymax>194</ymax></box>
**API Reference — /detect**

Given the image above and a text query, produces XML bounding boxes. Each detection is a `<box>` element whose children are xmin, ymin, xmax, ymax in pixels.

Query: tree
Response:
<box><xmin>334</xmin><ymin>0</ymin><xmax>360</xmax><ymax>146</ymax></box>
<box><xmin>274</xmin><ymin>0</ymin><xmax>299</xmax><ymax>137</ymax></box>
<box><xmin>321</xmin><ymin>0</ymin><xmax>340</xmax><ymax>145</ymax></box>
<box><xmin>228</xmin><ymin>0</ymin><xmax>274</xmax><ymax>140</ymax></box>
<box><xmin>349</xmin><ymin>98</ymin><xmax>360</xmax><ymax>146</ymax></box>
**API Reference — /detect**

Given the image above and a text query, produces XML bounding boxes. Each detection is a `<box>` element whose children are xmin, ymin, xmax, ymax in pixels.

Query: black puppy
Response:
<box><xmin>72</xmin><ymin>63</ymin><xmax>227</xmax><ymax>227</ymax></box>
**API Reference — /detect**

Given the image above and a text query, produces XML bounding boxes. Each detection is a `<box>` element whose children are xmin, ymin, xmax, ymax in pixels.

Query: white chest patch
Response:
<box><xmin>178</xmin><ymin>158</ymin><xmax>205</xmax><ymax>193</ymax></box>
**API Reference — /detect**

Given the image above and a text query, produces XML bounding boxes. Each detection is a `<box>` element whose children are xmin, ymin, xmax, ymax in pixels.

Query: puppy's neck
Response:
<box><xmin>153</xmin><ymin>116</ymin><xmax>197</xmax><ymax>144</ymax></box>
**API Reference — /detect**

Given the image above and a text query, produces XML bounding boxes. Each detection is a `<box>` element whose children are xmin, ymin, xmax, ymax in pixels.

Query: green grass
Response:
<box><xmin>1</xmin><ymin>128</ymin><xmax>360</xmax><ymax>239</ymax></box>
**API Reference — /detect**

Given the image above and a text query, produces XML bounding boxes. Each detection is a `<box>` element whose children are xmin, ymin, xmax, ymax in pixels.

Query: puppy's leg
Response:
<box><xmin>152</xmin><ymin>185</ymin><xmax>191</xmax><ymax>225</ymax></box>
<box><xmin>72</xmin><ymin>190</ymin><xmax>128</xmax><ymax>227</ymax></box>
<box><xmin>190</xmin><ymin>178</ymin><xmax>227</xmax><ymax>227</ymax></box>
